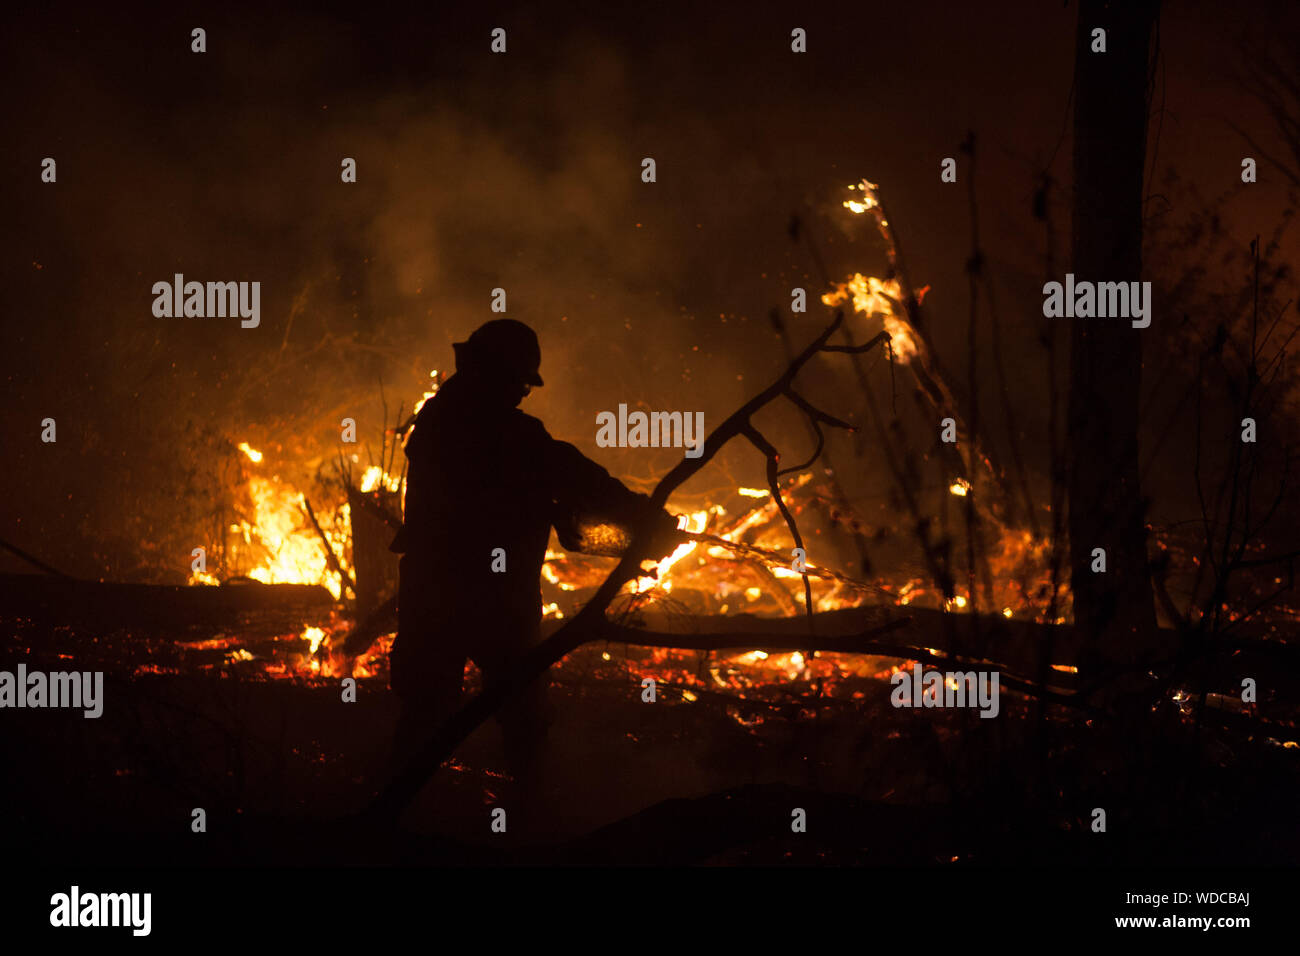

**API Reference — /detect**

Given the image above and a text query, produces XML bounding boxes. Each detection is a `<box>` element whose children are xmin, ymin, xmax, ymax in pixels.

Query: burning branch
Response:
<box><xmin>300</xmin><ymin>495</ymin><xmax>355</xmax><ymax>600</ymax></box>
<box><xmin>793</xmin><ymin>204</ymin><xmax>959</xmax><ymax>606</ymax></box>
<box><xmin>741</xmin><ymin>423</ymin><xmax>814</xmax><ymax>627</ymax></box>
<box><xmin>365</xmin><ymin>311</ymin><xmax>891</xmax><ymax>820</ymax></box>
<box><xmin>767</xmin><ymin>302</ymin><xmax>876</xmax><ymax>577</ymax></box>
<box><xmin>682</xmin><ymin>531</ymin><xmax>896</xmax><ymax>601</ymax></box>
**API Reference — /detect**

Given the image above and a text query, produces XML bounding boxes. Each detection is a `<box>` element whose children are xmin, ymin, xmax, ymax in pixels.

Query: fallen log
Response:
<box><xmin>0</xmin><ymin>573</ymin><xmax>334</xmax><ymax>633</ymax></box>
<box><xmin>339</xmin><ymin>599</ymin><xmax>1090</xmax><ymax>702</ymax></box>
<box><xmin>594</xmin><ymin>613</ymin><xmax>1089</xmax><ymax>705</ymax></box>
<box><xmin>608</xmin><ymin>605</ymin><xmax>1113</xmax><ymax>684</ymax></box>
<box><xmin>596</xmin><ymin>614</ymin><xmax>913</xmax><ymax>654</ymax></box>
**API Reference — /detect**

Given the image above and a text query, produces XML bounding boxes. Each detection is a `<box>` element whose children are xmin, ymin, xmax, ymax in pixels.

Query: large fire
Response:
<box><xmin>187</xmin><ymin>452</ymin><xmax>354</xmax><ymax>601</ymax></box>
<box><xmin>185</xmin><ymin>369</ymin><xmax>441</xmax><ymax>599</ymax></box>
<box><xmin>167</xmin><ymin>183</ymin><xmax>1066</xmax><ymax>698</ymax></box>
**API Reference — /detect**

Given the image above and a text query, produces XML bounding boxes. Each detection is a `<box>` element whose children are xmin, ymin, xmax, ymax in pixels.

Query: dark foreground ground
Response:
<box><xmin>3</xmin><ymin>611</ymin><xmax>1299</xmax><ymax>867</ymax></box>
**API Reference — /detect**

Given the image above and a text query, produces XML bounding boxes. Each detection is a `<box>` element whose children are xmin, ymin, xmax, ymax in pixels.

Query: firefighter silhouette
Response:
<box><xmin>388</xmin><ymin>319</ymin><xmax>678</xmax><ymax>802</ymax></box>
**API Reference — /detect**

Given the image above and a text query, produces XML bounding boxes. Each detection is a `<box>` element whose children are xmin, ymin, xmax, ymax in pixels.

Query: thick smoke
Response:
<box><xmin>2</xmin><ymin>0</ymin><xmax>1295</xmax><ymax>581</ymax></box>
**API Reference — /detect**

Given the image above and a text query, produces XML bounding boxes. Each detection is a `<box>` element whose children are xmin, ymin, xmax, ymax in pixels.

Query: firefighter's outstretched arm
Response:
<box><xmin>543</xmin><ymin>434</ymin><xmax>679</xmax><ymax>551</ymax></box>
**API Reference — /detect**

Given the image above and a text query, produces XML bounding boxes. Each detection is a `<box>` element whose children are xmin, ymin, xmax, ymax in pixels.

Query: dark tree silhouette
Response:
<box><xmin>1067</xmin><ymin>0</ymin><xmax>1160</xmax><ymax>667</ymax></box>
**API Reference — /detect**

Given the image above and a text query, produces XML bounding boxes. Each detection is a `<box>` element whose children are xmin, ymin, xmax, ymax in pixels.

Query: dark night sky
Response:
<box><xmin>1</xmin><ymin>0</ymin><xmax>1296</xmax><ymax>580</ymax></box>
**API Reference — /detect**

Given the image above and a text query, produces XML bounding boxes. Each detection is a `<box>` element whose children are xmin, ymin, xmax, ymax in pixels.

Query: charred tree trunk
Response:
<box><xmin>1067</xmin><ymin>0</ymin><xmax>1159</xmax><ymax>666</ymax></box>
<box><xmin>346</xmin><ymin>488</ymin><xmax>401</xmax><ymax>618</ymax></box>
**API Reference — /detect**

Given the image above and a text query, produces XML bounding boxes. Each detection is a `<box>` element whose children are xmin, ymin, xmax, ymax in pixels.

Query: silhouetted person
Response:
<box><xmin>388</xmin><ymin>319</ymin><xmax>675</xmax><ymax>806</ymax></box>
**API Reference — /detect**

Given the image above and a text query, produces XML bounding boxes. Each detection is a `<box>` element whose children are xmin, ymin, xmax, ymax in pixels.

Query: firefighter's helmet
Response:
<box><xmin>453</xmin><ymin>319</ymin><xmax>544</xmax><ymax>387</ymax></box>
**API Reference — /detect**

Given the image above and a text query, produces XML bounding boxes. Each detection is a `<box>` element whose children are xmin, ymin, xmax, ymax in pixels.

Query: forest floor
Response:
<box><xmin>5</xmin><ymin>606</ymin><xmax>1299</xmax><ymax>867</ymax></box>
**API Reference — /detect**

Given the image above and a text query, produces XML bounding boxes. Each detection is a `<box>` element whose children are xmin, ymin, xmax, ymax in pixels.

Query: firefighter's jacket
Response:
<box><xmin>391</xmin><ymin>372</ymin><xmax>655</xmax><ymax>632</ymax></box>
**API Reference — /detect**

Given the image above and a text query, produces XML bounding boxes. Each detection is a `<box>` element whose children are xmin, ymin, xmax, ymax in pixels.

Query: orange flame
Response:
<box><xmin>821</xmin><ymin>273</ymin><xmax>918</xmax><ymax>364</ymax></box>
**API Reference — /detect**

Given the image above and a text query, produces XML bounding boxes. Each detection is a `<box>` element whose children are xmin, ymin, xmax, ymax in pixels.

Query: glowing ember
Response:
<box><xmin>541</xmin><ymin>564</ymin><xmax>575</xmax><ymax>590</ymax></box>
<box><xmin>950</xmin><ymin>479</ymin><xmax>971</xmax><ymax>497</ymax></box>
<box><xmin>411</xmin><ymin>369</ymin><xmax>441</xmax><ymax>417</ymax></box>
<box><xmin>842</xmin><ymin>180</ymin><xmax>880</xmax><ymax>214</ymax></box>
<box><xmin>302</xmin><ymin>626</ymin><xmax>326</xmax><ymax>655</ymax></box>
<box><xmin>359</xmin><ymin>465</ymin><xmax>402</xmax><ymax>494</ymax></box>
<box><xmin>237</xmin><ymin>442</ymin><xmax>263</xmax><ymax>463</ymax></box>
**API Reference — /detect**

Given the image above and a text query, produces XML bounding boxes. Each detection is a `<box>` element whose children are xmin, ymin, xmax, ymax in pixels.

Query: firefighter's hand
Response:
<box><xmin>644</xmin><ymin>508</ymin><xmax>684</xmax><ymax>558</ymax></box>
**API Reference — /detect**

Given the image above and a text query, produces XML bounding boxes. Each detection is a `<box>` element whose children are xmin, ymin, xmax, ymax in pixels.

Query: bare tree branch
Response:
<box><xmin>364</xmin><ymin>314</ymin><xmax>892</xmax><ymax>819</ymax></box>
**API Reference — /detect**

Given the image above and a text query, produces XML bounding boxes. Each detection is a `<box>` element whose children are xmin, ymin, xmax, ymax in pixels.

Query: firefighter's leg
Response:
<box><xmin>389</xmin><ymin>647</ymin><xmax>465</xmax><ymax>781</ymax></box>
<box><xmin>388</xmin><ymin>559</ymin><xmax>467</xmax><ymax>779</ymax></box>
<box><xmin>478</xmin><ymin>646</ymin><xmax>551</xmax><ymax>807</ymax></box>
<box><xmin>501</xmin><ymin>669</ymin><xmax>550</xmax><ymax>797</ymax></box>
